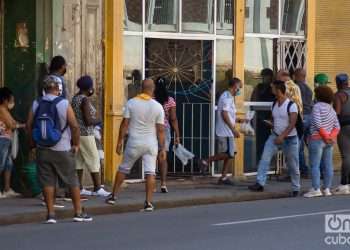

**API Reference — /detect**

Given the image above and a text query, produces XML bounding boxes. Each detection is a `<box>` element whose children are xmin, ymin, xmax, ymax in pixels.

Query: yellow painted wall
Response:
<box><xmin>315</xmin><ymin>0</ymin><xmax>350</xmax><ymax>88</ymax></box>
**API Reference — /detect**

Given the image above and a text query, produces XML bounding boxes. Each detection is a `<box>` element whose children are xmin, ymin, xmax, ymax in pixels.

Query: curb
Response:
<box><xmin>0</xmin><ymin>190</ymin><xmax>294</xmax><ymax>226</ymax></box>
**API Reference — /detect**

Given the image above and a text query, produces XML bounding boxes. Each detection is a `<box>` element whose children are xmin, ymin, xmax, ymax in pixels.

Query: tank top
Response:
<box><xmin>72</xmin><ymin>94</ymin><xmax>96</xmax><ymax>136</ymax></box>
<box><xmin>339</xmin><ymin>88</ymin><xmax>350</xmax><ymax>127</ymax></box>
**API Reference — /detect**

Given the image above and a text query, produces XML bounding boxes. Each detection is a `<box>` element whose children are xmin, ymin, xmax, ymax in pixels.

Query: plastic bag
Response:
<box><xmin>240</xmin><ymin>111</ymin><xmax>255</xmax><ymax>136</ymax></box>
<box><xmin>11</xmin><ymin>129</ymin><xmax>19</xmax><ymax>159</ymax></box>
<box><xmin>173</xmin><ymin>144</ymin><xmax>195</xmax><ymax>165</ymax></box>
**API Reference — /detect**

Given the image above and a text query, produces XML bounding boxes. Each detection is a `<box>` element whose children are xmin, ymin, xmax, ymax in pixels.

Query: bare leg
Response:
<box><xmin>70</xmin><ymin>186</ymin><xmax>82</xmax><ymax>214</ymax></box>
<box><xmin>158</xmin><ymin>155</ymin><xmax>168</xmax><ymax>187</ymax></box>
<box><xmin>76</xmin><ymin>170</ymin><xmax>83</xmax><ymax>190</ymax></box>
<box><xmin>3</xmin><ymin>170</ymin><xmax>11</xmax><ymax>192</ymax></box>
<box><xmin>91</xmin><ymin>172</ymin><xmax>101</xmax><ymax>191</ymax></box>
<box><xmin>221</xmin><ymin>158</ymin><xmax>231</xmax><ymax>178</ymax></box>
<box><xmin>43</xmin><ymin>186</ymin><xmax>55</xmax><ymax>216</ymax></box>
<box><xmin>207</xmin><ymin>153</ymin><xmax>229</xmax><ymax>164</ymax></box>
<box><xmin>111</xmin><ymin>171</ymin><xmax>126</xmax><ymax>196</ymax></box>
<box><xmin>146</xmin><ymin>175</ymin><xmax>155</xmax><ymax>203</ymax></box>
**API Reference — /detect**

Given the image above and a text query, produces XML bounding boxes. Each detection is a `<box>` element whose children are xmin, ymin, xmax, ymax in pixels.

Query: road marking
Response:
<box><xmin>212</xmin><ymin>209</ymin><xmax>350</xmax><ymax>226</ymax></box>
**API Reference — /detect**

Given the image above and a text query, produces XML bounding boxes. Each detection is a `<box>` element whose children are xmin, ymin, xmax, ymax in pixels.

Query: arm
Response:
<box><xmin>0</xmin><ymin>109</ymin><xmax>18</xmax><ymax>130</ymax></box>
<box><xmin>334</xmin><ymin>92</ymin><xmax>345</xmax><ymax>115</ymax></box>
<box><xmin>169</xmin><ymin>106</ymin><xmax>180</xmax><ymax>144</ymax></box>
<box><xmin>222</xmin><ymin>110</ymin><xmax>240</xmax><ymax>138</ymax></box>
<box><xmin>156</xmin><ymin>123</ymin><xmax>166</xmax><ymax>161</ymax></box>
<box><xmin>81</xmin><ymin>98</ymin><xmax>101</xmax><ymax>126</ymax></box>
<box><xmin>67</xmin><ymin>105</ymin><xmax>80</xmax><ymax>153</ymax></box>
<box><xmin>116</xmin><ymin>118</ymin><xmax>129</xmax><ymax>155</ymax></box>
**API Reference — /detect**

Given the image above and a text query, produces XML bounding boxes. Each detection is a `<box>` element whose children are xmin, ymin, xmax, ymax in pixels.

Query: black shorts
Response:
<box><xmin>36</xmin><ymin>149</ymin><xmax>79</xmax><ymax>188</ymax></box>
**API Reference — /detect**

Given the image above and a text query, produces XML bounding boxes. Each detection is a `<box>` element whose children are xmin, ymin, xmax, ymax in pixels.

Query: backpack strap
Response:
<box><xmin>287</xmin><ymin>100</ymin><xmax>294</xmax><ymax>114</ymax></box>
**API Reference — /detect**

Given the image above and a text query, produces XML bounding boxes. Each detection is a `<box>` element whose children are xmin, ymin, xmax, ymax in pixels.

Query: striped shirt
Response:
<box><xmin>163</xmin><ymin>97</ymin><xmax>176</xmax><ymax>128</ymax></box>
<box><xmin>310</xmin><ymin>102</ymin><xmax>340</xmax><ymax>139</ymax></box>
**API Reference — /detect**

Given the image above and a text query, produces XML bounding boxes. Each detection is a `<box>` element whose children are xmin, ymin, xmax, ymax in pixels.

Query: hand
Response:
<box><xmin>116</xmin><ymin>142</ymin><xmax>123</xmax><ymax>155</ymax></box>
<box><xmin>325</xmin><ymin>138</ymin><xmax>335</xmax><ymax>145</ymax></box>
<box><xmin>71</xmin><ymin>145</ymin><xmax>79</xmax><ymax>154</ymax></box>
<box><xmin>233</xmin><ymin>129</ymin><xmax>240</xmax><ymax>138</ymax></box>
<box><xmin>159</xmin><ymin>149</ymin><xmax>167</xmax><ymax>161</ymax></box>
<box><xmin>16</xmin><ymin>123</ymin><xmax>26</xmax><ymax>129</ymax></box>
<box><xmin>174</xmin><ymin>136</ymin><xmax>180</xmax><ymax>145</ymax></box>
<box><xmin>274</xmin><ymin>135</ymin><xmax>284</xmax><ymax>145</ymax></box>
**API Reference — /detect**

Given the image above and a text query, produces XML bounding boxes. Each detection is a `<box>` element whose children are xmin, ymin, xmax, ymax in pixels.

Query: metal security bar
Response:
<box><xmin>168</xmin><ymin>103</ymin><xmax>212</xmax><ymax>175</ymax></box>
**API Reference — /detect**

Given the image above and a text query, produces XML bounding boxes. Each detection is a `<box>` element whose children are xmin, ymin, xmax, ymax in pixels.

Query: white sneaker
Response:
<box><xmin>0</xmin><ymin>192</ymin><xmax>5</xmax><ymax>199</ymax></box>
<box><xmin>93</xmin><ymin>188</ymin><xmax>111</xmax><ymax>197</ymax></box>
<box><xmin>304</xmin><ymin>188</ymin><xmax>323</xmax><ymax>198</ymax></box>
<box><xmin>3</xmin><ymin>189</ymin><xmax>21</xmax><ymax>198</ymax></box>
<box><xmin>333</xmin><ymin>185</ymin><xmax>350</xmax><ymax>195</ymax></box>
<box><xmin>323</xmin><ymin>188</ymin><xmax>332</xmax><ymax>197</ymax></box>
<box><xmin>80</xmin><ymin>188</ymin><xmax>93</xmax><ymax>196</ymax></box>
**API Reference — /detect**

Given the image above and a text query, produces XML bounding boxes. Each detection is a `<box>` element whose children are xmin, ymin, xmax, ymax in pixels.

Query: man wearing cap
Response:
<box><xmin>334</xmin><ymin>73</ymin><xmax>350</xmax><ymax>195</ymax></box>
<box><xmin>294</xmin><ymin>68</ymin><xmax>313</xmax><ymax>177</ymax></box>
<box><xmin>251</xmin><ymin>68</ymin><xmax>275</xmax><ymax>162</ymax></box>
<box><xmin>27</xmin><ymin>76</ymin><xmax>92</xmax><ymax>223</ymax></box>
<box><xmin>314</xmin><ymin>73</ymin><xmax>331</xmax><ymax>88</ymax></box>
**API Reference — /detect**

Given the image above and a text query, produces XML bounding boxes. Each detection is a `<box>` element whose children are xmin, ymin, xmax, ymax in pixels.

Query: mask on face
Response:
<box><xmin>235</xmin><ymin>89</ymin><xmax>241</xmax><ymax>96</ymax></box>
<box><xmin>8</xmin><ymin>103</ymin><xmax>15</xmax><ymax>110</ymax></box>
<box><xmin>88</xmin><ymin>89</ymin><xmax>95</xmax><ymax>97</ymax></box>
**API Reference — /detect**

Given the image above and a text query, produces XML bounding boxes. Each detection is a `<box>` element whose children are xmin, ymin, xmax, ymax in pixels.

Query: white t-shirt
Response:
<box><xmin>124</xmin><ymin>97</ymin><xmax>165</xmax><ymax>146</ymax></box>
<box><xmin>216</xmin><ymin>91</ymin><xmax>236</xmax><ymax>137</ymax></box>
<box><xmin>272</xmin><ymin>98</ymin><xmax>298</xmax><ymax>137</ymax></box>
<box><xmin>32</xmin><ymin>94</ymin><xmax>71</xmax><ymax>151</ymax></box>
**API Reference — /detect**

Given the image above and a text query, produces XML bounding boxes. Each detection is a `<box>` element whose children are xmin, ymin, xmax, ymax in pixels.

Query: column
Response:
<box><xmin>104</xmin><ymin>0</ymin><xmax>124</xmax><ymax>184</ymax></box>
<box><xmin>306</xmin><ymin>0</ymin><xmax>316</xmax><ymax>86</ymax></box>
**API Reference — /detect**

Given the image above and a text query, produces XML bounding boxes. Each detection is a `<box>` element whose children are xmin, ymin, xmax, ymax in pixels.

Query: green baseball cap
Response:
<box><xmin>314</xmin><ymin>73</ymin><xmax>330</xmax><ymax>85</ymax></box>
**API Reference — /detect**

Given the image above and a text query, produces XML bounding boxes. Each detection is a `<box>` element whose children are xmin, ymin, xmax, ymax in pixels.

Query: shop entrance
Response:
<box><xmin>145</xmin><ymin>38</ymin><xmax>214</xmax><ymax>176</ymax></box>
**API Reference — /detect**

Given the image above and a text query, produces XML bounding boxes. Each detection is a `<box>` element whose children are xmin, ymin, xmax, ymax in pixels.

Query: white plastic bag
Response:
<box><xmin>173</xmin><ymin>144</ymin><xmax>195</xmax><ymax>165</ymax></box>
<box><xmin>240</xmin><ymin>111</ymin><xmax>255</xmax><ymax>136</ymax></box>
<box><xmin>11</xmin><ymin>129</ymin><xmax>19</xmax><ymax>159</ymax></box>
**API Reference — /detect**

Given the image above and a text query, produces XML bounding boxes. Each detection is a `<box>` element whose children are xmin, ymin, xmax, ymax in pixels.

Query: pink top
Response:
<box><xmin>163</xmin><ymin>97</ymin><xmax>176</xmax><ymax>128</ymax></box>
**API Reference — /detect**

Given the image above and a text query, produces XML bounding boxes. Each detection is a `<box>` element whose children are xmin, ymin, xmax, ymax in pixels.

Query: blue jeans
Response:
<box><xmin>257</xmin><ymin>134</ymin><xmax>300</xmax><ymax>191</ymax></box>
<box><xmin>299</xmin><ymin>114</ymin><xmax>311</xmax><ymax>174</ymax></box>
<box><xmin>0</xmin><ymin>138</ymin><xmax>13</xmax><ymax>173</ymax></box>
<box><xmin>309</xmin><ymin>139</ymin><xmax>334</xmax><ymax>189</ymax></box>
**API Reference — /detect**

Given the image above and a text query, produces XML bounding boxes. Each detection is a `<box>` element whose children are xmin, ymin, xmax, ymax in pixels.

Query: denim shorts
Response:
<box><xmin>0</xmin><ymin>137</ymin><xmax>13</xmax><ymax>172</ymax></box>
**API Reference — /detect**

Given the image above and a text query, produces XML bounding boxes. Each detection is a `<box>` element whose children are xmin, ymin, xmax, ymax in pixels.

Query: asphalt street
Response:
<box><xmin>1</xmin><ymin>196</ymin><xmax>350</xmax><ymax>250</ymax></box>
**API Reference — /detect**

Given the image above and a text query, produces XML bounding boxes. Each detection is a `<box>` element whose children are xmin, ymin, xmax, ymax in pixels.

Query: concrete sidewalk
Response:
<box><xmin>0</xmin><ymin>175</ymin><xmax>337</xmax><ymax>226</ymax></box>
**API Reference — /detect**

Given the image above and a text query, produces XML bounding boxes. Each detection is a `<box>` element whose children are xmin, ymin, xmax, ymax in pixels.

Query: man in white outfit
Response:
<box><xmin>106</xmin><ymin>79</ymin><xmax>166</xmax><ymax>211</ymax></box>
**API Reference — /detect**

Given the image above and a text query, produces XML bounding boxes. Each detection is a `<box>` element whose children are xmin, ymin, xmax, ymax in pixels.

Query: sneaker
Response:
<box><xmin>143</xmin><ymin>201</ymin><xmax>154</xmax><ymax>212</ymax></box>
<box><xmin>105</xmin><ymin>194</ymin><xmax>117</xmax><ymax>205</ymax></box>
<box><xmin>218</xmin><ymin>178</ymin><xmax>234</xmax><ymax>186</ymax></box>
<box><xmin>45</xmin><ymin>215</ymin><xmax>57</xmax><ymax>224</ymax></box>
<box><xmin>40</xmin><ymin>201</ymin><xmax>65</xmax><ymax>208</ymax></box>
<box><xmin>323</xmin><ymin>188</ymin><xmax>332</xmax><ymax>197</ymax></box>
<box><xmin>0</xmin><ymin>192</ymin><xmax>5</xmax><ymax>199</ymax></box>
<box><xmin>304</xmin><ymin>188</ymin><xmax>323</xmax><ymax>198</ymax></box>
<box><xmin>248</xmin><ymin>183</ymin><xmax>264</xmax><ymax>192</ymax></box>
<box><xmin>93</xmin><ymin>188</ymin><xmax>111</xmax><ymax>197</ymax></box>
<box><xmin>292</xmin><ymin>191</ymin><xmax>300</xmax><ymax>197</ymax></box>
<box><xmin>73</xmin><ymin>213</ymin><xmax>93</xmax><ymax>222</ymax></box>
<box><xmin>2</xmin><ymin>189</ymin><xmax>21</xmax><ymax>198</ymax></box>
<box><xmin>198</xmin><ymin>159</ymin><xmax>209</xmax><ymax>174</ymax></box>
<box><xmin>80</xmin><ymin>188</ymin><xmax>93</xmax><ymax>196</ymax></box>
<box><xmin>160</xmin><ymin>186</ymin><xmax>168</xmax><ymax>193</ymax></box>
<box><xmin>333</xmin><ymin>185</ymin><xmax>350</xmax><ymax>195</ymax></box>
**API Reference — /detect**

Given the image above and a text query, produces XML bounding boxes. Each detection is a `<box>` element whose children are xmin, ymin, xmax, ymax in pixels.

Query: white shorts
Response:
<box><xmin>119</xmin><ymin>141</ymin><xmax>158</xmax><ymax>176</ymax></box>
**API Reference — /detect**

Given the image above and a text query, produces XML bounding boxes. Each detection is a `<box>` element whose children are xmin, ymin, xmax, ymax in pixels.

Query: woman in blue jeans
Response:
<box><xmin>304</xmin><ymin>86</ymin><xmax>340</xmax><ymax>198</ymax></box>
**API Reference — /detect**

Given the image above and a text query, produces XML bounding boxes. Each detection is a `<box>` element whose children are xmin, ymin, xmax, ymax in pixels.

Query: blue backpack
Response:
<box><xmin>32</xmin><ymin>97</ymin><xmax>66</xmax><ymax>147</ymax></box>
